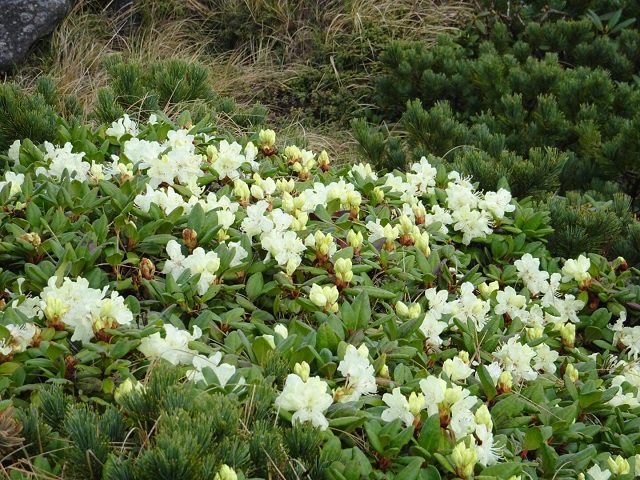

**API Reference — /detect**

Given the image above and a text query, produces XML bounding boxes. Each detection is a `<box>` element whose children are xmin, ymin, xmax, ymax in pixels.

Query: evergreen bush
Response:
<box><xmin>357</xmin><ymin>7</ymin><xmax>640</xmax><ymax>260</ymax></box>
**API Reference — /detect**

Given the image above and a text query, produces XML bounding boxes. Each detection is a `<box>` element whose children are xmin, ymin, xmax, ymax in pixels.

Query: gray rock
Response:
<box><xmin>0</xmin><ymin>0</ymin><xmax>71</xmax><ymax>72</ymax></box>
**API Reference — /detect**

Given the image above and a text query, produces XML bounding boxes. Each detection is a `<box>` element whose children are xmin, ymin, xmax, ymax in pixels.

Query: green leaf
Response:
<box><xmin>352</xmin><ymin>291</ymin><xmax>372</xmax><ymax>330</ymax></box>
<box><xmin>395</xmin><ymin>458</ymin><xmax>423</xmax><ymax>480</ymax></box>
<box><xmin>343</xmin><ymin>286</ymin><xmax>397</xmax><ymax>300</ymax></box>
<box><xmin>419</xmin><ymin>414</ymin><xmax>441</xmax><ymax>453</ymax></box>
<box><xmin>245</xmin><ymin>272</ymin><xmax>264</xmax><ymax>300</ymax></box>
<box><xmin>477</xmin><ymin>364</ymin><xmax>497</xmax><ymax>401</ymax></box>
<box><xmin>524</xmin><ymin>427</ymin><xmax>544</xmax><ymax>451</ymax></box>
<box><xmin>479</xmin><ymin>462</ymin><xmax>521</xmax><ymax>478</ymax></box>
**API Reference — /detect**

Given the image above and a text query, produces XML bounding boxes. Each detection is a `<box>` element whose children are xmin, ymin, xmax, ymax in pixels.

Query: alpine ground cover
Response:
<box><xmin>1</xmin><ymin>1</ymin><xmax>640</xmax><ymax>479</ymax></box>
<box><xmin>0</xmin><ymin>114</ymin><xmax>639</xmax><ymax>479</ymax></box>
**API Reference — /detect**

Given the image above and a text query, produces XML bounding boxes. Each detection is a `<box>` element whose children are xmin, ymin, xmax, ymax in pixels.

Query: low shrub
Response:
<box><xmin>0</xmin><ymin>114</ymin><xmax>639</xmax><ymax>479</ymax></box>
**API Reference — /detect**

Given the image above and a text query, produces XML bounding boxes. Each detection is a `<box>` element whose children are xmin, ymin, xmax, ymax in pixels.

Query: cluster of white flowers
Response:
<box><xmin>335</xmin><ymin>344</ymin><xmax>377</xmax><ymax>402</ymax></box>
<box><xmin>162</xmin><ymin>240</ymin><xmax>222</xmax><ymax>295</ymax></box>
<box><xmin>39</xmin><ymin>276</ymin><xmax>133</xmax><ymax>343</ymax></box>
<box><xmin>275</xmin><ymin>365</ymin><xmax>334</xmax><ymax>430</ymax></box>
<box><xmin>380</xmin><ymin>373</ymin><xmax>501</xmax><ymax>467</ymax></box>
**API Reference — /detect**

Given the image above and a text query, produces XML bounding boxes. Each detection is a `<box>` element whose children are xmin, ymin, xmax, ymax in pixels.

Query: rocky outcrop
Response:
<box><xmin>0</xmin><ymin>0</ymin><xmax>71</xmax><ymax>72</ymax></box>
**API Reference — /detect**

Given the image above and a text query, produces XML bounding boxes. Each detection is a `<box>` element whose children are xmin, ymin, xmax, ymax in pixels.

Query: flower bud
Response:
<box><xmin>182</xmin><ymin>229</ymin><xmax>198</xmax><ymax>251</ymax></box>
<box><xmin>408</xmin><ymin>391</ymin><xmax>425</xmax><ymax>417</ymax></box>
<box><xmin>396</xmin><ymin>301</ymin><xmax>410</xmax><ymax>317</ymax></box>
<box><xmin>234</xmin><ymin>179</ymin><xmax>250</xmax><ymax>205</ymax></box>
<box><xmin>285</xmin><ymin>257</ymin><xmax>299</xmax><ymax>276</ymax></box>
<box><xmin>291</xmin><ymin>212</ymin><xmax>308</xmax><ymax>231</ymax></box>
<box><xmin>274</xmin><ymin>324</ymin><xmax>288</xmax><ymax>338</ymax></box>
<box><xmin>18</xmin><ymin>232</ymin><xmax>41</xmax><ymax>249</ymax></box>
<box><xmin>413</xmin><ymin>203</ymin><xmax>426</xmax><ymax>225</ymax></box>
<box><xmin>398</xmin><ymin>215</ymin><xmax>413</xmax><ymax>235</ymax></box>
<box><xmin>206</xmin><ymin>145</ymin><xmax>218</xmax><ymax>162</ymax></box>
<box><xmin>475</xmin><ymin>404</ymin><xmax>493</xmax><ymax>430</ymax></box>
<box><xmin>285</xmin><ymin>145</ymin><xmax>302</xmax><ymax>164</ymax></box>
<box><xmin>140</xmin><ymin>258</ymin><xmax>156</xmax><ymax>280</ymax></box>
<box><xmin>415</xmin><ymin>231</ymin><xmax>430</xmax><ymax>257</ymax></box>
<box><xmin>335</xmin><ymin>257</ymin><xmax>353</xmax><ymax>286</ymax></box>
<box><xmin>560</xmin><ymin>323</ymin><xmax>576</xmax><ymax>349</ymax></box>
<box><xmin>114</xmin><ymin>377</ymin><xmax>144</xmax><ymax>405</ymax></box>
<box><xmin>263</xmin><ymin>334</ymin><xmax>275</xmax><ymax>349</ymax></box>
<box><xmin>372</xmin><ymin>186</ymin><xmax>385</xmax><ymax>203</ymax></box>
<box><xmin>526</xmin><ymin>326</ymin><xmax>544</xmax><ymax>341</ymax></box>
<box><xmin>294</xmin><ymin>361</ymin><xmax>310</xmax><ymax>382</ymax></box>
<box><xmin>497</xmin><ymin>371</ymin><xmax>512</xmax><ymax>394</ymax></box>
<box><xmin>43</xmin><ymin>296</ymin><xmax>69</xmax><ymax>330</ymax></box>
<box><xmin>408</xmin><ymin>303</ymin><xmax>422</xmax><ymax>319</ymax></box>
<box><xmin>276</xmin><ymin>178</ymin><xmax>295</xmax><ymax>193</ymax></box>
<box><xmin>250</xmin><ymin>184</ymin><xmax>265</xmax><ymax>200</ymax></box>
<box><xmin>310</xmin><ymin>284</ymin><xmax>328</xmax><ymax>308</ymax></box>
<box><xmin>451</xmin><ymin>439</ymin><xmax>478</xmax><ymax>479</ymax></box>
<box><xmin>259</xmin><ymin>129</ymin><xmax>276</xmax><ymax>147</ymax></box>
<box><xmin>565</xmin><ymin>363</ymin><xmax>579</xmax><ymax>383</ymax></box>
<box><xmin>318</xmin><ymin>150</ymin><xmax>330</xmax><ymax>171</ymax></box>
<box><xmin>214</xmin><ymin>464</ymin><xmax>238</xmax><ymax>480</ymax></box>
<box><xmin>380</xmin><ymin>363</ymin><xmax>390</xmax><ymax>379</ymax></box>
<box><xmin>347</xmin><ymin>229</ymin><xmax>364</xmax><ymax>253</ymax></box>
<box><xmin>478</xmin><ymin>281</ymin><xmax>500</xmax><ymax>299</ymax></box>
<box><xmin>458</xmin><ymin>350</ymin><xmax>470</xmax><ymax>364</ymax></box>
<box><xmin>608</xmin><ymin>455</ymin><xmax>630</xmax><ymax>475</ymax></box>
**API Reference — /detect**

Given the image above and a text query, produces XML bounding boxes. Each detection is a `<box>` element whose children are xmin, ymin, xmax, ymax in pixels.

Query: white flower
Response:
<box><xmin>419</xmin><ymin>376</ymin><xmax>447</xmax><ymax>417</ymax></box>
<box><xmin>474</xmin><ymin>424</ymin><xmax>501</xmax><ymax>466</ymax></box>
<box><xmin>123</xmin><ymin>138</ymin><xmax>164</xmax><ymax>166</ymax></box>
<box><xmin>275</xmin><ymin>373</ymin><xmax>333</xmax><ymax>430</ymax></box>
<box><xmin>349</xmin><ymin>163</ymin><xmax>378</xmax><ymax>181</ymax></box>
<box><xmin>106</xmin><ymin>114</ymin><xmax>139</xmax><ymax>140</ymax></box>
<box><xmin>446</xmin><ymin>176</ymin><xmax>480</xmax><ymax>210</ymax></box>
<box><xmin>406</xmin><ymin>156</ymin><xmax>437</xmax><ymax>194</ymax></box>
<box><xmin>337</xmin><ymin>344</ymin><xmax>377</xmax><ymax>402</ymax></box>
<box><xmin>241</xmin><ymin>201</ymin><xmax>274</xmax><ymax>238</ymax></box>
<box><xmin>38</xmin><ymin>142</ymin><xmax>90</xmax><ymax>181</ymax></box>
<box><xmin>451</xmin><ymin>205</ymin><xmax>493</xmax><ymax>245</ymax></box>
<box><xmin>381</xmin><ymin>388</ymin><xmax>415</xmax><ymax>427</ymax></box>
<box><xmin>514</xmin><ymin>254</ymin><xmax>550</xmax><ymax>295</ymax></box>
<box><xmin>562</xmin><ymin>255</ymin><xmax>591</xmax><ymax>284</ymax></box>
<box><xmin>493</xmin><ymin>335</ymin><xmax>538</xmax><ymax>382</ymax></box>
<box><xmin>261</xmin><ymin>230</ymin><xmax>305</xmax><ymax>273</ymax></box>
<box><xmin>533</xmin><ymin>343</ymin><xmax>559</xmax><ymax>375</ymax></box>
<box><xmin>186</xmin><ymin>352</ymin><xmax>244</xmax><ymax>388</ymax></box>
<box><xmin>494</xmin><ymin>286</ymin><xmax>527</xmax><ymax>319</ymax></box>
<box><xmin>586</xmin><ymin>464</ymin><xmax>611</xmax><ymax>480</ymax></box>
<box><xmin>212</xmin><ymin>140</ymin><xmax>245</xmax><ymax>180</ymax></box>
<box><xmin>443</xmin><ymin>357</ymin><xmax>474</xmax><ymax>382</ymax></box>
<box><xmin>182</xmin><ymin>247</ymin><xmax>221</xmax><ymax>295</ymax></box>
<box><xmin>450</xmin><ymin>282</ymin><xmax>490</xmax><ymax>332</ymax></box>
<box><xmin>162</xmin><ymin>240</ymin><xmax>187</xmax><ymax>279</ymax></box>
<box><xmin>8</xmin><ymin>139</ymin><xmax>21</xmax><ymax>165</ymax></box>
<box><xmin>0</xmin><ymin>172</ymin><xmax>24</xmax><ymax>197</ymax></box>
<box><xmin>5</xmin><ymin>323</ymin><xmax>37</xmax><ymax>353</ymax></box>
<box><xmin>138</xmin><ymin>324</ymin><xmax>202</xmax><ymax>365</ymax></box>
<box><xmin>479</xmin><ymin>189</ymin><xmax>515</xmax><ymax>219</ymax></box>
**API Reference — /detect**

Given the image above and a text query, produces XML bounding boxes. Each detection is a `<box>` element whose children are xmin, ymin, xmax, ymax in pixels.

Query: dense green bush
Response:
<box><xmin>353</xmin><ymin>8</ymin><xmax>640</xmax><ymax>260</ymax></box>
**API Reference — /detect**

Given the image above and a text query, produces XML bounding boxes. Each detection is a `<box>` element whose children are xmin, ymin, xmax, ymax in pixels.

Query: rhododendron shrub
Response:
<box><xmin>0</xmin><ymin>113</ymin><xmax>639</xmax><ymax>479</ymax></box>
